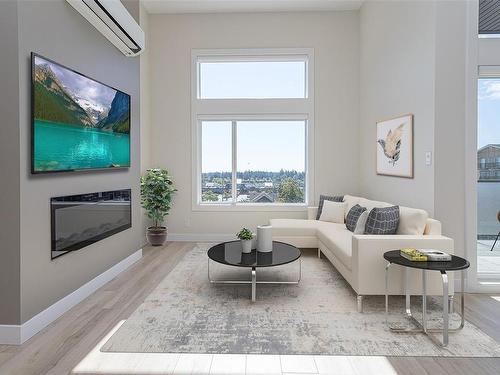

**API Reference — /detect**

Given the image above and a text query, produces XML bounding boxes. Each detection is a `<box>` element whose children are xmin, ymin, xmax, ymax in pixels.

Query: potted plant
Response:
<box><xmin>140</xmin><ymin>168</ymin><xmax>177</xmax><ymax>246</ymax></box>
<box><xmin>236</xmin><ymin>228</ymin><xmax>254</xmax><ymax>253</ymax></box>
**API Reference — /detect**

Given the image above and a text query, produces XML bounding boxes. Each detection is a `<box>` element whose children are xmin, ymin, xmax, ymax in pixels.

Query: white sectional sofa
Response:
<box><xmin>270</xmin><ymin>195</ymin><xmax>454</xmax><ymax>312</ymax></box>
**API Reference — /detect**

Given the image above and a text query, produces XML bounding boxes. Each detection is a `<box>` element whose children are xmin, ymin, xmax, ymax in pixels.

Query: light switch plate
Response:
<box><xmin>425</xmin><ymin>151</ymin><xmax>432</xmax><ymax>166</ymax></box>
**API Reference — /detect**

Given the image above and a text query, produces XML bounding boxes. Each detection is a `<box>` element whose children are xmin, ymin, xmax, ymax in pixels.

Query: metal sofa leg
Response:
<box><xmin>318</xmin><ymin>248</ymin><xmax>321</xmax><ymax>258</ymax></box>
<box><xmin>357</xmin><ymin>295</ymin><xmax>363</xmax><ymax>313</ymax></box>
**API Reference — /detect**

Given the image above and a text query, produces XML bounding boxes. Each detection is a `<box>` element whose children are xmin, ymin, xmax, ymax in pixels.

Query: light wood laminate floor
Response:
<box><xmin>0</xmin><ymin>242</ymin><xmax>499</xmax><ymax>375</ymax></box>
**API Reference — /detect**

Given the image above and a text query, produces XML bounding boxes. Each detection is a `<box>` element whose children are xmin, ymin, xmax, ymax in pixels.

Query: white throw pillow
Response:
<box><xmin>319</xmin><ymin>200</ymin><xmax>347</xmax><ymax>223</ymax></box>
<box><xmin>397</xmin><ymin>206</ymin><xmax>429</xmax><ymax>235</ymax></box>
<box><xmin>353</xmin><ymin>210</ymin><xmax>369</xmax><ymax>234</ymax></box>
<box><xmin>342</xmin><ymin>195</ymin><xmax>362</xmax><ymax>219</ymax></box>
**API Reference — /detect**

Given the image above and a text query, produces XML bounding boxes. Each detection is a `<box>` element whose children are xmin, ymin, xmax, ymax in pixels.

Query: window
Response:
<box><xmin>201</xmin><ymin>121</ymin><xmax>232</xmax><ymax>203</ymax></box>
<box><xmin>198</xmin><ymin>60</ymin><xmax>307</xmax><ymax>99</ymax></box>
<box><xmin>192</xmin><ymin>49</ymin><xmax>314</xmax><ymax>210</ymax></box>
<box><xmin>200</xmin><ymin>120</ymin><xmax>306</xmax><ymax>205</ymax></box>
<box><xmin>476</xmin><ymin>75</ymin><xmax>500</xmax><ymax>275</ymax></box>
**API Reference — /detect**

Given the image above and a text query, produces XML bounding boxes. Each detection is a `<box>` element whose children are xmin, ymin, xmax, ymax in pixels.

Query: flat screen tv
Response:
<box><xmin>31</xmin><ymin>53</ymin><xmax>130</xmax><ymax>173</ymax></box>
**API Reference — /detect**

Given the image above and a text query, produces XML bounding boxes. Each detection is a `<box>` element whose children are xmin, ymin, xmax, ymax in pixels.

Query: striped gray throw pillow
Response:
<box><xmin>316</xmin><ymin>195</ymin><xmax>344</xmax><ymax>220</ymax></box>
<box><xmin>345</xmin><ymin>204</ymin><xmax>367</xmax><ymax>232</ymax></box>
<box><xmin>364</xmin><ymin>206</ymin><xmax>400</xmax><ymax>235</ymax></box>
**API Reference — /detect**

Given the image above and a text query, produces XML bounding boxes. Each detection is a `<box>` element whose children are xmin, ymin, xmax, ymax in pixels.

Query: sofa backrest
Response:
<box><xmin>424</xmin><ymin>218</ymin><xmax>442</xmax><ymax>235</ymax></box>
<box><xmin>314</xmin><ymin>194</ymin><xmax>439</xmax><ymax>236</ymax></box>
<box><xmin>397</xmin><ymin>206</ymin><xmax>429</xmax><ymax>235</ymax></box>
<box><xmin>343</xmin><ymin>195</ymin><xmax>392</xmax><ymax>217</ymax></box>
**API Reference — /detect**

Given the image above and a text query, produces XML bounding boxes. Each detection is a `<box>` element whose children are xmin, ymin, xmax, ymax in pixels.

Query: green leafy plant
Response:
<box><xmin>236</xmin><ymin>228</ymin><xmax>254</xmax><ymax>240</ymax></box>
<box><xmin>277</xmin><ymin>177</ymin><xmax>304</xmax><ymax>203</ymax></box>
<box><xmin>140</xmin><ymin>169</ymin><xmax>177</xmax><ymax>228</ymax></box>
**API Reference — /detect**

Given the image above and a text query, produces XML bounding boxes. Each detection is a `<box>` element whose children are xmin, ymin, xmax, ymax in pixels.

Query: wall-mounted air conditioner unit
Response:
<box><xmin>66</xmin><ymin>0</ymin><xmax>145</xmax><ymax>57</ymax></box>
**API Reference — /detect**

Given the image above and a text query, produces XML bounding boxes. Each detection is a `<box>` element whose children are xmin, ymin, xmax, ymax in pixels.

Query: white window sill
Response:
<box><xmin>192</xmin><ymin>203</ymin><xmax>308</xmax><ymax>212</ymax></box>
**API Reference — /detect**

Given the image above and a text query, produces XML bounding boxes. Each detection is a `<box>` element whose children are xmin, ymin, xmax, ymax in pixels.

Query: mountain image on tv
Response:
<box><xmin>32</xmin><ymin>54</ymin><xmax>130</xmax><ymax>172</ymax></box>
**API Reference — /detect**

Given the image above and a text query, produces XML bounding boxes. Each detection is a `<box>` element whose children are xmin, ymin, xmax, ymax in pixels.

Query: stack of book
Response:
<box><xmin>400</xmin><ymin>248</ymin><xmax>452</xmax><ymax>262</ymax></box>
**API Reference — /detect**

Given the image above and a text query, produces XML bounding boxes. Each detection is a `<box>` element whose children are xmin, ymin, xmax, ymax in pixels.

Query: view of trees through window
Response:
<box><xmin>201</xmin><ymin>120</ymin><xmax>306</xmax><ymax>204</ymax></box>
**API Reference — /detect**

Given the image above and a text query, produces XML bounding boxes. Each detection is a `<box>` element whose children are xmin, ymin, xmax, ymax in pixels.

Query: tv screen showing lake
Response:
<box><xmin>32</xmin><ymin>54</ymin><xmax>130</xmax><ymax>172</ymax></box>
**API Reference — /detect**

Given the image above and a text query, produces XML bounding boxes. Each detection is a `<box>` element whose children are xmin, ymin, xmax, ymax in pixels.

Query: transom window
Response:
<box><xmin>198</xmin><ymin>59</ymin><xmax>307</xmax><ymax>99</ymax></box>
<box><xmin>191</xmin><ymin>49</ymin><xmax>314</xmax><ymax>210</ymax></box>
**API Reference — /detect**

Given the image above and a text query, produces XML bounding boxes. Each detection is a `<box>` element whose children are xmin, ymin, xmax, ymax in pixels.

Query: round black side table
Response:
<box><xmin>384</xmin><ymin>250</ymin><xmax>470</xmax><ymax>347</ymax></box>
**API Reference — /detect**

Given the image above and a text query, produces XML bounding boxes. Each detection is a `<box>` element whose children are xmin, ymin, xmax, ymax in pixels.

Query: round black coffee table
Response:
<box><xmin>384</xmin><ymin>250</ymin><xmax>470</xmax><ymax>347</ymax></box>
<box><xmin>207</xmin><ymin>241</ymin><xmax>301</xmax><ymax>302</ymax></box>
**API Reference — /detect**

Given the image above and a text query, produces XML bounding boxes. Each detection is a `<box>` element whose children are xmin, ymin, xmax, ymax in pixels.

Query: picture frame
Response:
<box><xmin>376</xmin><ymin>114</ymin><xmax>413</xmax><ymax>178</ymax></box>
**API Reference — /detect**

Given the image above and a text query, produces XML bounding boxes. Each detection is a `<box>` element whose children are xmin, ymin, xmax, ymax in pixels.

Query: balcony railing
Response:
<box><xmin>478</xmin><ymin>162</ymin><xmax>500</xmax><ymax>169</ymax></box>
<box><xmin>478</xmin><ymin>175</ymin><xmax>500</xmax><ymax>181</ymax></box>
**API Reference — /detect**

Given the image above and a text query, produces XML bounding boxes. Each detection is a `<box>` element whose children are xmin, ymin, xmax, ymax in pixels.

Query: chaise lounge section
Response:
<box><xmin>270</xmin><ymin>195</ymin><xmax>454</xmax><ymax>312</ymax></box>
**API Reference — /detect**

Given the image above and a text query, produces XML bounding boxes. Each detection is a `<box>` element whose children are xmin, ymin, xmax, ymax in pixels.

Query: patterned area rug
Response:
<box><xmin>102</xmin><ymin>244</ymin><xmax>500</xmax><ymax>356</ymax></box>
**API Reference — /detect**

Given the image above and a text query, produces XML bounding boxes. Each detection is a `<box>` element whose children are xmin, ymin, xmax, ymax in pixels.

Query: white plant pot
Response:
<box><xmin>241</xmin><ymin>239</ymin><xmax>253</xmax><ymax>253</ymax></box>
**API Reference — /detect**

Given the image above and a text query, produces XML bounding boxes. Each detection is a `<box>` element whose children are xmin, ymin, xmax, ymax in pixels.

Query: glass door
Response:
<box><xmin>477</xmin><ymin>77</ymin><xmax>500</xmax><ymax>278</ymax></box>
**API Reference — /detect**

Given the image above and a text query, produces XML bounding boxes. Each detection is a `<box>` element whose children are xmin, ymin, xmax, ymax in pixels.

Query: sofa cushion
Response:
<box><xmin>397</xmin><ymin>206</ymin><xmax>429</xmax><ymax>235</ymax></box>
<box><xmin>316</xmin><ymin>194</ymin><xmax>344</xmax><ymax>220</ymax></box>
<box><xmin>319</xmin><ymin>200</ymin><xmax>347</xmax><ymax>224</ymax></box>
<box><xmin>424</xmin><ymin>218</ymin><xmax>442</xmax><ymax>235</ymax></box>
<box><xmin>357</xmin><ymin>197</ymin><xmax>393</xmax><ymax>213</ymax></box>
<box><xmin>364</xmin><ymin>206</ymin><xmax>400</xmax><ymax>235</ymax></box>
<box><xmin>354</xmin><ymin>210</ymin><xmax>369</xmax><ymax>234</ymax></box>
<box><xmin>316</xmin><ymin>222</ymin><xmax>347</xmax><ymax>232</ymax></box>
<box><xmin>345</xmin><ymin>204</ymin><xmax>367</xmax><ymax>232</ymax></box>
<box><xmin>343</xmin><ymin>195</ymin><xmax>363</xmax><ymax>218</ymax></box>
<box><xmin>317</xmin><ymin>226</ymin><xmax>353</xmax><ymax>270</ymax></box>
<box><xmin>270</xmin><ymin>219</ymin><xmax>321</xmax><ymax>237</ymax></box>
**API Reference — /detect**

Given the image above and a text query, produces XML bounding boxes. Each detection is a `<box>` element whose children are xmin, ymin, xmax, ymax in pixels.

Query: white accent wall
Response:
<box><xmin>359</xmin><ymin>0</ymin><xmax>470</xmax><ymax>260</ymax></box>
<box><xmin>433</xmin><ymin>1</ymin><xmax>468</xmax><ymax>260</ymax></box>
<box><xmin>359</xmin><ymin>0</ymin><xmax>436</xmax><ymax>216</ymax></box>
<box><xmin>148</xmin><ymin>11</ymin><xmax>361</xmax><ymax>237</ymax></box>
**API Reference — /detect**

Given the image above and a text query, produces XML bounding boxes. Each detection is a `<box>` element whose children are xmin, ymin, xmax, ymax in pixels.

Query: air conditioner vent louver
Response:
<box><xmin>66</xmin><ymin>0</ymin><xmax>145</xmax><ymax>57</ymax></box>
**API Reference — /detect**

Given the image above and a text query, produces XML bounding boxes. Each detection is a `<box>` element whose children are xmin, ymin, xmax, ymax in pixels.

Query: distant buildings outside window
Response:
<box><xmin>478</xmin><ymin>145</ymin><xmax>500</xmax><ymax>181</ymax></box>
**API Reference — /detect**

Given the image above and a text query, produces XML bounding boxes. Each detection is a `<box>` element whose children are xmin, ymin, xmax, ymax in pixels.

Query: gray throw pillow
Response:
<box><xmin>316</xmin><ymin>194</ymin><xmax>344</xmax><ymax>220</ymax></box>
<box><xmin>345</xmin><ymin>204</ymin><xmax>367</xmax><ymax>232</ymax></box>
<box><xmin>364</xmin><ymin>206</ymin><xmax>400</xmax><ymax>235</ymax></box>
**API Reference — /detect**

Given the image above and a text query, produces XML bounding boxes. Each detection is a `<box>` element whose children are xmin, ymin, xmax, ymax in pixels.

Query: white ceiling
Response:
<box><xmin>141</xmin><ymin>0</ymin><xmax>364</xmax><ymax>14</ymax></box>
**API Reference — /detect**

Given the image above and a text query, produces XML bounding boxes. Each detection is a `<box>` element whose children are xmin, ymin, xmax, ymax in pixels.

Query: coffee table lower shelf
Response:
<box><xmin>208</xmin><ymin>259</ymin><xmax>301</xmax><ymax>302</ymax></box>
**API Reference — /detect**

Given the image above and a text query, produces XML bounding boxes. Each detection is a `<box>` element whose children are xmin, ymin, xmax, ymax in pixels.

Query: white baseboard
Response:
<box><xmin>168</xmin><ymin>233</ymin><xmax>235</xmax><ymax>242</ymax></box>
<box><xmin>0</xmin><ymin>248</ymin><xmax>142</xmax><ymax>345</ymax></box>
<box><xmin>0</xmin><ymin>325</ymin><xmax>21</xmax><ymax>345</ymax></box>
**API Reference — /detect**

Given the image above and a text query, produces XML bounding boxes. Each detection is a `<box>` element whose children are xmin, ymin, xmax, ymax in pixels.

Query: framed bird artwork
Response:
<box><xmin>376</xmin><ymin>114</ymin><xmax>413</xmax><ymax>178</ymax></box>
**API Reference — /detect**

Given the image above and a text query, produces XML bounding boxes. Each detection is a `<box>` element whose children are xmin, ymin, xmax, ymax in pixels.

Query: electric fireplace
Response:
<box><xmin>50</xmin><ymin>189</ymin><xmax>131</xmax><ymax>259</ymax></box>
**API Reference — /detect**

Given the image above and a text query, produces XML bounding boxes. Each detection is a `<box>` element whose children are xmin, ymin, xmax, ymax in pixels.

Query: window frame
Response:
<box><xmin>196</xmin><ymin>55</ymin><xmax>309</xmax><ymax>99</ymax></box>
<box><xmin>191</xmin><ymin>48</ymin><xmax>314</xmax><ymax>212</ymax></box>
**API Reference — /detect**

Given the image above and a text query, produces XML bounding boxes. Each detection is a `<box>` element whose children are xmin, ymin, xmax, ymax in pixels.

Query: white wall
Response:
<box><xmin>148</xmin><ymin>11</ymin><xmax>360</xmax><ymax>237</ymax></box>
<box><xmin>433</xmin><ymin>0</ymin><xmax>468</xmax><ymax>258</ymax></box>
<box><xmin>359</xmin><ymin>0</ymin><xmax>470</xmax><ymax>258</ymax></box>
<box><xmin>140</xmin><ymin>3</ymin><xmax>151</xmax><ymax>173</ymax></box>
<box><xmin>140</xmin><ymin>3</ymin><xmax>152</xmax><ymax>242</ymax></box>
<box><xmin>359</xmin><ymin>0</ymin><xmax>436</xmax><ymax>215</ymax></box>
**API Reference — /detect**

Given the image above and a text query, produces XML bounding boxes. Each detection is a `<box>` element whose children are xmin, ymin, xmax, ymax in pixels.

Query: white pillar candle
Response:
<box><xmin>257</xmin><ymin>225</ymin><xmax>273</xmax><ymax>252</ymax></box>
